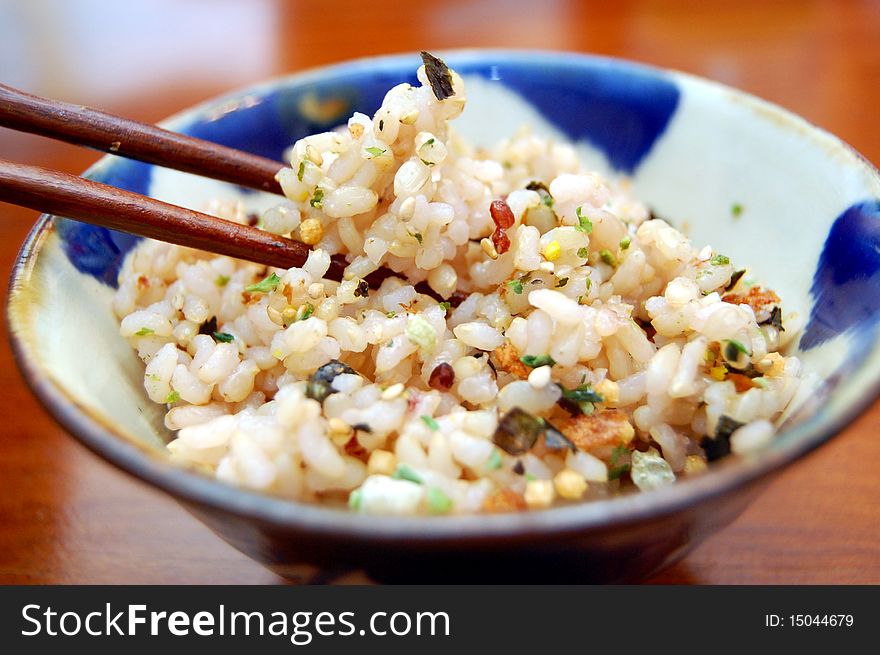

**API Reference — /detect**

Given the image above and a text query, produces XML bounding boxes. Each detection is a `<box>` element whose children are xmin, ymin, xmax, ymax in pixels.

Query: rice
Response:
<box><xmin>114</xmin><ymin>56</ymin><xmax>810</xmax><ymax>515</ymax></box>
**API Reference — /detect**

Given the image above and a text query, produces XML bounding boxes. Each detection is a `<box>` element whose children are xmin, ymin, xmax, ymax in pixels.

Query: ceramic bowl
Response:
<box><xmin>8</xmin><ymin>51</ymin><xmax>880</xmax><ymax>583</ymax></box>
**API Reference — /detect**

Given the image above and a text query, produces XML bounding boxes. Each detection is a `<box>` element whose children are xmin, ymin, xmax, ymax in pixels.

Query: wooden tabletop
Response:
<box><xmin>1</xmin><ymin>0</ymin><xmax>878</xmax><ymax>584</ymax></box>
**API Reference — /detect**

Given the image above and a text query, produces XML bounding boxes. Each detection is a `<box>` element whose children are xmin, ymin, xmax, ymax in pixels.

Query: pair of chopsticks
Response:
<box><xmin>0</xmin><ymin>83</ymin><xmax>408</xmax><ymax>290</ymax></box>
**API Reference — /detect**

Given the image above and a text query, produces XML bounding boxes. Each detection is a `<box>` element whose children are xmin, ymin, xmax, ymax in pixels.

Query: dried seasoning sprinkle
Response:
<box><xmin>420</xmin><ymin>51</ymin><xmax>455</xmax><ymax>100</ymax></box>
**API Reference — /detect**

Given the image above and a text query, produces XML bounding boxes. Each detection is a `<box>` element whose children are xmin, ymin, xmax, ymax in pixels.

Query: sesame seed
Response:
<box><xmin>381</xmin><ymin>382</ymin><xmax>405</xmax><ymax>400</ymax></box>
<box><xmin>524</xmin><ymin>479</ymin><xmax>555</xmax><ymax>508</ymax></box>
<box><xmin>553</xmin><ymin>469</ymin><xmax>588</xmax><ymax>500</ymax></box>
<box><xmin>480</xmin><ymin>237</ymin><xmax>499</xmax><ymax>260</ymax></box>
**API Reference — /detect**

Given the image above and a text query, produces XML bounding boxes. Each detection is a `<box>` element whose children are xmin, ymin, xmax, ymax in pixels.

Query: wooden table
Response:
<box><xmin>1</xmin><ymin>0</ymin><xmax>878</xmax><ymax>584</ymax></box>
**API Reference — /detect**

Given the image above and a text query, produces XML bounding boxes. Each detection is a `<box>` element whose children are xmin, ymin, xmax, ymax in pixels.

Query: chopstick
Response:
<box><xmin>0</xmin><ymin>83</ymin><xmax>285</xmax><ymax>194</ymax></box>
<box><xmin>0</xmin><ymin>158</ymin><xmax>444</xmax><ymax>295</ymax></box>
<box><xmin>0</xmin><ymin>157</ymin><xmax>315</xmax><ymax>269</ymax></box>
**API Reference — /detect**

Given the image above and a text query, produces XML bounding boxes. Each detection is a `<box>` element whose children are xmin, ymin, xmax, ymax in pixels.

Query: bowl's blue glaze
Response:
<box><xmin>9</xmin><ymin>51</ymin><xmax>880</xmax><ymax>582</ymax></box>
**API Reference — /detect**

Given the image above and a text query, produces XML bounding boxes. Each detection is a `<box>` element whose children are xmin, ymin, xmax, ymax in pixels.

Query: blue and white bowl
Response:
<box><xmin>8</xmin><ymin>51</ymin><xmax>880</xmax><ymax>582</ymax></box>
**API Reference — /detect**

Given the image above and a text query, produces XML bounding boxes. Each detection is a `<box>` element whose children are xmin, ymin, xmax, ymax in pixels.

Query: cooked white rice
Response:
<box><xmin>114</xmin><ymin>58</ymin><xmax>808</xmax><ymax>515</ymax></box>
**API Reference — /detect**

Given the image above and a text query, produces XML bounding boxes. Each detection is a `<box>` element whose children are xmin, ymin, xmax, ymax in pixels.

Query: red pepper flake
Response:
<box><xmin>447</xmin><ymin>290</ymin><xmax>468</xmax><ymax>307</ymax></box>
<box><xmin>483</xmin><ymin>488</ymin><xmax>527</xmax><ymax>513</ymax></box>
<box><xmin>491</xmin><ymin>228</ymin><xmax>511</xmax><ymax>255</ymax></box>
<box><xmin>490</xmin><ymin>199</ymin><xmax>515</xmax><ymax>229</ymax></box>
<box><xmin>428</xmin><ymin>362</ymin><xmax>455</xmax><ymax>391</ymax></box>
<box><xmin>343</xmin><ymin>434</ymin><xmax>369</xmax><ymax>460</ymax></box>
<box><xmin>726</xmin><ymin>372</ymin><xmax>757</xmax><ymax>393</ymax></box>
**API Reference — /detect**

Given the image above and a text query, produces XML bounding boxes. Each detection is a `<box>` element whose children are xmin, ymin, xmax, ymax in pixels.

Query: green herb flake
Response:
<box><xmin>486</xmin><ymin>449</ymin><xmax>503</xmax><ymax>470</ymax></box>
<box><xmin>723</xmin><ymin>339</ymin><xmax>751</xmax><ymax>361</ymax></box>
<box><xmin>164</xmin><ymin>390</ymin><xmax>180</xmax><ymax>404</ymax></box>
<box><xmin>426</xmin><ymin>487</ymin><xmax>453</xmax><ymax>514</ymax></box>
<box><xmin>421</xmin><ymin>415</ymin><xmax>440</xmax><ymax>431</ymax></box>
<box><xmin>555</xmin><ymin>277</ymin><xmax>569</xmax><ymax>288</ymax></box>
<box><xmin>507</xmin><ymin>279</ymin><xmax>524</xmax><ymax>295</ymax></box>
<box><xmin>213</xmin><ymin>332</ymin><xmax>235</xmax><ymax>343</ymax></box>
<box><xmin>599</xmin><ymin>249</ymin><xmax>617</xmax><ymax>267</ymax></box>
<box><xmin>525</xmin><ymin>473</ymin><xmax>537</xmax><ymax>482</ymax></box>
<box><xmin>520</xmin><ymin>354</ymin><xmax>556</xmax><ymax>368</ymax></box>
<box><xmin>134</xmin><ymin>327</ymin><xmax>155</xmax><ymax>336</ymax></box>
<box><xmin>412</xmin><ymin>232</ymin><xmax>423</xmax><ymax>244</ymax></box>
<box><xmin>392</xmin><ymin>464</ymin><xmax>423</xmax><ymax>484</ymax></box>
<box><xmin>575</xmin><ymin>206</ymin><xmax>593</xmax><ymax>234</ymax></box>
<box><xmin>386</xmin><ymin>311</ymin><xmax>397</xmax><ymax>318</ymax></box>
<box><xmin>348</xmin><ymin>488</ymin><xmax>363</xmax><ymax>511</ymax></box>
<box><xmin>420</xmin><ymin>159</ymin><xmax>433</xmax><ymax>166</ymax></box>
<box><xmin>215</xmin><ymin>275</ymin><xmax>230</xmax><ymax>287</ymax></box>
<box><xmin>577</xmin><ymin>247</ymin><xmax>589</xmax><ymax>259</ymax></box>
<box><xmin>406</xmin><ymin>314</ymin><xmax>437</xmax><ymax>352</ymax></box>
<box><xmin>438</xmin><ymin>301</ymin><xmax>451</xmax><ymax>313</ymax></box>
<box><xmin>244</xmin><ymin>272</ymin><xmax>281</xmax><ymax>294</ymax></box>
<box><xmin>298</xmin><ymin>303</ymin><xmax>315</xmax><ymax>321</ymax></box>
<box><xmin>608</xmin><ymin>464</ymin><xmax>630</xmax><ymax>480</ymax></box>
<box><xmin>619</xmin><ymin>236</ymin><xmax>632</xmax><ymax>250</ymax></box>
<box><xmin>542</xmin><ymin>194</ymin><xmax>554</xmax><ymax>208</ymax></box>
<box><xmin>310</xmin><ymin>187</ymin><xmax>324</xmax><ymax>208</ymax></box>
<box><xmin>365</xmin><ymin>146</ymin><xmax>386</xmax><ymax>158</ymax></box>
<box><xmin>711</xmin><ymin>254</ymin><xmax>731</xmax><ymax>266</ymax></box>
<box><xmin>607</xmin><ymin>444</ymin><xmax>631</xmax><ymax>480</ymax></box>
<box><xmin>559</xmin><ymin>383</ymin><xmax>604</xmax><ymax>415</ymax></box>
<box><xmin>731</xmin><ymin>202</ymin><xmax>743</xmax><ymax>218</ymax></box>
<box><xmin>585</xmin><ymin>278</ymin><xmax>592</xmax><ymax>292</ymax></box>
<box><xmin>297</xmin><ymin>160</ymin><xmax>306</xmax><ymax>182</ymax></box>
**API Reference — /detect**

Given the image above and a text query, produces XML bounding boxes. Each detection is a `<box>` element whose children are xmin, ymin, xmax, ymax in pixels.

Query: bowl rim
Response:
<box><xmin>8</xmin><ymin>48</ymin><xmax>880</xmax><ymax>543</ymax></box>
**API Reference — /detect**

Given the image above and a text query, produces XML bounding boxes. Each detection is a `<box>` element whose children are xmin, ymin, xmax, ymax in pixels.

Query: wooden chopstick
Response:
<box><xmin>0</xmin><ymin>158</ymin><xmax>448</xmax><ymax>296</ymax></box>
<box><xmin>0</xmin><ymin>83</ymin><xmax>285</xmax><ymax>194</ymax></box>
<box><xmin>0</xmin><ymin>157</ymin><xmax>329</xmax><ymax>270</ymax></box>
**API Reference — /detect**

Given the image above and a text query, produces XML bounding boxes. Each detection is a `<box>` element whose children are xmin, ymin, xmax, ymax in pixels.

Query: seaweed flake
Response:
<box><xmin>306</xmin><ymin>359</ymin><xmax>357</xmax><ymax>403</ymax></box>
<box><xmin>525</xmin><ymin>180</ymin><xmax>550</xmax><ymax>194</ymax></box>
<box><xmin>543</xmin><ymin>421</ymin><xmax>576</xmax><ymax>452</ymax></box>
<box><xmin>493</xmin><ymin>407</ymin><xmax>543</xmax><ymax>455</ymax></box>
<box><xmin>725</xmin><ymin>269</ymin><xmax>746</xmax><ymax>292</ymax></box>
<box><xmin>198</xmin><ymin>316</ymin><xmax>218</xmax><ymax>336</ymax></box>
<box><xmin>420</xmin><ymin>51</ymin><xmax>455</xmax><ymax>100</ymax></box>
<box><xmin>760</xmin><ymin>305</ymin><xmax>785</xmax><ymax>331</ymax></box>
<box><xmin>354</xmin><ymin>279</ymin><xmax>370</xmax><ymax>298</ymax></box>
<box><xmin>702</xmin><ymin>414</ymin><xmax>744</xmax><ymax>461</ymax></box>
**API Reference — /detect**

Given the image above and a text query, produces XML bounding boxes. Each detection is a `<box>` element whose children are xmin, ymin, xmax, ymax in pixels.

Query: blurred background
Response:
<box><xmin>1</xmin><ymin>0</ymin><xmax>878</xmax><ymax>583</ymax></box>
